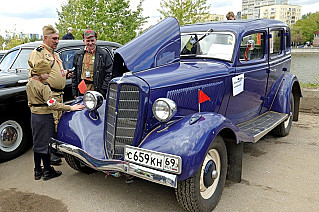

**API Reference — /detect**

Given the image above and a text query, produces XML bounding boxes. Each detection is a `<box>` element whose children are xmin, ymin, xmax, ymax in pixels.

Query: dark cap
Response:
<box><xmin>83</xmin><ymin>30</ymin><xmax>97</xmax><ymax>39</ymax></box>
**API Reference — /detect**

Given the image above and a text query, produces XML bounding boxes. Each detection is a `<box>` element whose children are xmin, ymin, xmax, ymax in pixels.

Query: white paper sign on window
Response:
<box><xmin>232</xmin><ymin>74</ymin><xmax>244</xmax><ymax>96</ymax></box>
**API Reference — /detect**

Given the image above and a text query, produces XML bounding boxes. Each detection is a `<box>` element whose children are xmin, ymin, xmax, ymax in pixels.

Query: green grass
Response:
<box><xmin>300</xmin><ymin>82</ymin><xmax>319</xmax><ymax>89</ymax></box>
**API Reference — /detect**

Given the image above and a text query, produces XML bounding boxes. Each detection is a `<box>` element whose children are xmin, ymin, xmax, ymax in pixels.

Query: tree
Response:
<box><xmin>56</xmin><ymin>0</ymin><xmax>147</xmax><ymax>45</ymax></box>
<box><xmin>4</xmin><ymin>35</ymin><xmax>25</xmax><ymax>50</ymax></box>
<box><xmin>158</xmin><ymin>0</ymin><xmax>211</xmax><ymax>25</ymax></box>
<box><xmin>0</xmin><ymin>35</ymin><xmax>5</xmax><ymax>50</ymax></box>
<box><xmin>291</xmin><ymin>12</ymin><xmax>319</xmax><ymax>44</ymax></box>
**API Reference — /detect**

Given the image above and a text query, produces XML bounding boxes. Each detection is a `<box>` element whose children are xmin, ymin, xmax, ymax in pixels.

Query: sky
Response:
<box><xmin>0</xmin><ymin>0</ymin><xmax>318</xmax><ymax>37</ymax></box>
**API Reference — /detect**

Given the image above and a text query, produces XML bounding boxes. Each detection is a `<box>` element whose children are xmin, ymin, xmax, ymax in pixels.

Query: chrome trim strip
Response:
<box><xmin>50</xmin><ymin>138</ymin><xmax>177</xmax><ymax>188</ymax></box>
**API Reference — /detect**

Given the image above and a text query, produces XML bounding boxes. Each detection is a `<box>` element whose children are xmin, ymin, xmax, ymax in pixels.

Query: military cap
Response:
<box><xmin>82</xmin><ymin>29</ymin><xmax>97</xmax><ymax>39</ymax></box>
<box><xmin>43</xmin><ymin>24</ymin><xmax>58</xmax><ymax>36</ymax></box>
<box><xmin>29</xmin><ymin>59</ymin><xmax>51</xmax><ymax>75</ymax></box>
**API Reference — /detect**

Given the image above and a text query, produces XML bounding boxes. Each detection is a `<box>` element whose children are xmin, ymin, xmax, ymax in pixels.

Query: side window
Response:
<box><xmin>240</xmin><ymin>32</ymin><xmax>265</xmax><ymax>61</ymax></box>
<box><xmin>270</xmin><ymin>30</ymin><xmax>283</xmax><ymax>56</ymax></box>
<box><xmin>60</xmin><ymin>49</ymin><xmax>77</xmax><ymax>70</ymax></box>
<box><xmin>0</xmin><ymin>50</ymin><xmax>18</xmax><ymax>70</ymax></box>
<box><xmin>12</xmin><ymin>49</ymin><xmax>33</xmax><ymax>70</ymax></box>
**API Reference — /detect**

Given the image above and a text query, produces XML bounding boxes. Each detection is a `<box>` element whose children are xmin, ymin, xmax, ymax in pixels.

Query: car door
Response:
<box><xmin>225</xmin><ymin>30</ymin><xmax>269</xmax><ymax>124</ymax></box>
<box><xmin>262</xmin><ymin>27</ymin><xmax>291</xmax><ymax>112</ymax></box>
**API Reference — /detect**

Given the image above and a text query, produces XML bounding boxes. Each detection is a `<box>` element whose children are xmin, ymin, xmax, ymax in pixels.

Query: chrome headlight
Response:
<box><xmin>83</xmin><ymin>91</ymin><xmax>104</xmax><ymax>111</ymax></box>
<box><xmin>152</xmin><ymin>98</ymin><xmax>177</xmax><ymax>122</ymax></box>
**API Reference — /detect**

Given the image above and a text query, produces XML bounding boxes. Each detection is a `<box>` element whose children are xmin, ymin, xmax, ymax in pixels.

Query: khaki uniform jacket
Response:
<box><xmin>28</xmin><ymin>43</ymin><xmax>66</xmax><ymax>90</ymax></box>
<box><xmin>26</xmin><ymin>78</ymin><xmax>71</xmax><ymax>114</ymax></box>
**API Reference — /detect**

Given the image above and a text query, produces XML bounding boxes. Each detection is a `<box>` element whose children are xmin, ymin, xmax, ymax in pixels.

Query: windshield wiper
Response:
<box><xmin>190</xmin><ymin>28</ymin><xmax>213</xmax><ymax>46</ymax></box>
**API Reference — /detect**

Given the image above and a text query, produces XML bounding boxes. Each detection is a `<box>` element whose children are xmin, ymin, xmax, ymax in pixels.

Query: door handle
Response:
<box><xmin>269</xmin><ymin>68</ymin><xmax>277</xmax><ymax>72</ymax></box>
<box><xmin>18</xmin><ymin>79</ymin><xmax>29</xmax><ymax>84</ymax></box>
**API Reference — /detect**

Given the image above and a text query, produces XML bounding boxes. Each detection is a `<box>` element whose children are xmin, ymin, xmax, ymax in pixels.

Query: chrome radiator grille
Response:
<box><xmin>105</xmin><ymin>83</ymin><xmax>140</xmax><ymax>159</ymax></box>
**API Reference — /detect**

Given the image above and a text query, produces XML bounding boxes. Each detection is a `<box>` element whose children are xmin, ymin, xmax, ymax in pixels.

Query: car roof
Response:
<box><xmin>8</xmin><ymin>40</ymin><xmax>121</xmax><ymax>51</ymax></box>
<box><xmin>180</xmin><ymin>19</ymin><xmax>288</xmax><ymax>34</ymax></box>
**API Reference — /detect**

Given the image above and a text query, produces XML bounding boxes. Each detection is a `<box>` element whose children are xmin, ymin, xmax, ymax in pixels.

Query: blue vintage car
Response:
<box><xmin>51</xmin><ymin>18</ymin><xmax>301</xmax><ymax>211</ymax></box>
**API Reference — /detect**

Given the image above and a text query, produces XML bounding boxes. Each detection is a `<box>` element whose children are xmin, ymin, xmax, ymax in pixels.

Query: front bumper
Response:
<box><xmin>50</xmin><ymin>138</ymin><xmax>177</xmax><ymax>188</ymax></box>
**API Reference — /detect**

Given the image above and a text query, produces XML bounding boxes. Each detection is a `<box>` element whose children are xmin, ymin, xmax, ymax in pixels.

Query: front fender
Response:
<box><xmin>138</xmin><ymin>112</ymin><xmax>243</xmax><ymax>181</ymax></box>
<box><xmin>57</xmin><ymin>100</ymin><xmax>106</xmax><ymax>160</ymax></box>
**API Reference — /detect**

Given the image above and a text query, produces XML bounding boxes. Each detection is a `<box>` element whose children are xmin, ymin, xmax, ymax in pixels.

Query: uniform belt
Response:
<box><xmin>31</xmin><ymin>104</ymin><xmax>48</xmax><ymax>107</ymax></box>
<box><xmin>50</xmin><ymin>87</ymin><xmax>64</xmax><ymax>92</ymax></box>
<box><xmin>84</xmin><ymin>79</ymin><xmax>94</xmax><ymax>84</ymax></box>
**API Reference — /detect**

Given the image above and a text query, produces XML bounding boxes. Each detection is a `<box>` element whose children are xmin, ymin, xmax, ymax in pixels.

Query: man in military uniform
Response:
<box><xmin>28</xmin><ymin>24</ymin><xmax>68</xmax><ymax>165</ymax></box>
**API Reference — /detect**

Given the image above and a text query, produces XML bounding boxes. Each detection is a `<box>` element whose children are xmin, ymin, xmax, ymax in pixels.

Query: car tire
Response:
<box><xmin>272</xmin><ymin>92</ymin><xmax>294</xmax><ymax>137</ymax></box>
<box><xmin>175</xmin><ymin>135</ymin><xmax>227</xmax><ymax>212</ymax></box>
<box><xmin>0</xmin><ymin>118</ymin><xmax>29</xmax><ymax>162</ymax></box>
<box><xmin>65</xmin><ymin>154</ymin><xmax>96</xmax><ymax>174</ymax></box>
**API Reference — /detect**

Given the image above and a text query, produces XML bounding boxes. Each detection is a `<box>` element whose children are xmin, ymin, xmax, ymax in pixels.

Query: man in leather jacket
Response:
<box><xmin>72</xmin><ymin>29</ymin><xmax>113</xmax><ymax>98</ymax></box>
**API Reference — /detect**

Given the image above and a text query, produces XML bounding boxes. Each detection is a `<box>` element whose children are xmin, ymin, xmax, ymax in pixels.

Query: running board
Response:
<box><xmin>237</xmin><ymin>111</ymin><xmax>288</xmax><ymax>143</ymax></box>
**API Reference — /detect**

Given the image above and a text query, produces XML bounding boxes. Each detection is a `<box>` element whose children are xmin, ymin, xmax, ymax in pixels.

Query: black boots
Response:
<box><xmin>50</xmin><ymin>153</ymin><xmax>62</xmax><ymax>165</ymax></box>
<box><xmin>43</xmin><ymin>167</ymin><xmax>62</xmax><ymax>181</ymax></box>
<box><xmin>34</xmin><ymin>168</ymin><xmax>43</xmax><ymax>180</ymax></box>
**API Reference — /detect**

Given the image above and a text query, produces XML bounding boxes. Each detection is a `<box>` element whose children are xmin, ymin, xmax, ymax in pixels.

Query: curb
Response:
<box><xmin>300</xmin><ymin>88</ymin><xmax>319</xmax><ymax>114</ymax></box>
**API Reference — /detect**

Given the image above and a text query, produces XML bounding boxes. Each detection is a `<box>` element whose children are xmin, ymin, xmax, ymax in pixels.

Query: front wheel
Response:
<box><xmin>0</xmin><ymin>119</ymin><xmax>29</xmax><ymax>162</ymax></box>
<box><xmin>175</xmin><ymin>135</ymin><xmax>227</xmax><ymax>212</ymax></box>
<box><xmin>65</xmin><ymin>154</ymin><xmax>96</xmax><ymax>174</ymax></box>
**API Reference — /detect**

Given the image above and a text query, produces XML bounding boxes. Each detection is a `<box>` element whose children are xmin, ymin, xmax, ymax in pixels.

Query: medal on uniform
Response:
<box><xmin>86</xmin><ymin>70</ymin><xmax>90</xmax><ymax>78</ymax></box>
<box><xmin>61</xmin><ymin>70</ymin><xmax>65</xmax><ymax>77</ymax></box>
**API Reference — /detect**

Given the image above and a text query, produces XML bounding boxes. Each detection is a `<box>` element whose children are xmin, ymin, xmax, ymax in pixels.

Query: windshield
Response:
<box><xmin>0</xmin><ymin>50</ymin><xmax>18</xmax><ymax>71</ymax></box>
<box><xmin>181</xmin><ymin>32</ymin><xmax>235</xmax><ymax>61</ymax></box>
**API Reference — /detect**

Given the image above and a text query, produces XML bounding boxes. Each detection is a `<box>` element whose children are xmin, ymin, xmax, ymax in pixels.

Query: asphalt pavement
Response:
<box><xmin>0</xmin><ymin>112</ymin><xmax>318</xmax><ymax>212</ymax></box>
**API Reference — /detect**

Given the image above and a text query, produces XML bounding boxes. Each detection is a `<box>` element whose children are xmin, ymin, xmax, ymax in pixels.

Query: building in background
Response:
<box><xmin>242</xmin><ymin>0</ymin><xmax>288</xmax><ymax>19</ymax></box>
<box><xmin>26</xmin><ymin>33</ymin><xmax>41</xmax><ymax>40</ymax></box>
<box><xmin>207</xmin><ymin>14</ymin><xmax>225</xmax><ymax>21</ymax></box>
<box><xmin>260</xmin><ymin>4</ymin><xmax>301</xmax><ymax>27</ymax></box>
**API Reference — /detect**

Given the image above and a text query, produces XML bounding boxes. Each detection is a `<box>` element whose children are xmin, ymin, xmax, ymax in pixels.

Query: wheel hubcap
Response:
<box><xmin>0</xmin><ymin>121</ymin><xmax>23</xmax><ymax>152</ymax></box>
<box><xmin>203</xmin><ymin>160</ymin><xmax>218</xmax><ymax>188</ymax></box>
<box><xmin>200</xmin><ymin>149</ymin><xmax>221</xmax><ymax>199</ymax></box>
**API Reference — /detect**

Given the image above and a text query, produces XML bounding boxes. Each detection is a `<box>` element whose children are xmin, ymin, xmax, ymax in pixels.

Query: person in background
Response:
<box><xmin>72</xmin><ymin>29</ymin><xmax>113</xmax><ymax>98</ymax></box>
<box><xmin>226</xmin><ymin>11</ymin><xmax>236</xmax><ymax>20</ymax></box>
<box><xmin>26</xmin><ymin>59</ymin><xmax>84</xmax><ymax>181</ymax></box>
<box><xmin>62</xmin><ymin>27</ymin><xmax>74</xmax><ymax>40</ymax></box>
<box><xmin>29</xmin><ymin>24</ymin><xmax>72</xmax><ymax>165</ymax></box>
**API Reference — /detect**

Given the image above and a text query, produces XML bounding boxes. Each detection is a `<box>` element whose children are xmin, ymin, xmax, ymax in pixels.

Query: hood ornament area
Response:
<box><xmin>117</xmin><ymin>72</ymin><xmax>133</xmax><ymax>84</ymax></box>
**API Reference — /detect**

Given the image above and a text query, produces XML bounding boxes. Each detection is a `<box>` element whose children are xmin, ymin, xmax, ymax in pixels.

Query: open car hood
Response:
<box><xmin>112</xmin><ymin>17</ymin><xmax>180</xmax><ymax>77</ymax></box>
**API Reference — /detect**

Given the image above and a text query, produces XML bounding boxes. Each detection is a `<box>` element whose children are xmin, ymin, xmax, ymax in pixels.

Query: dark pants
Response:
<box><xmin>31</xmin><ymin>113</ymin><xmax>55</xmax><ymax>169</ymax></box>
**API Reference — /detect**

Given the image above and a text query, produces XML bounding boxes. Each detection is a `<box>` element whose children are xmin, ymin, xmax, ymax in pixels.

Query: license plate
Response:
<box><xmin>124</xmin><ymin>145</ymin><xmax>181</xmax><ymax>174</ymax></box>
